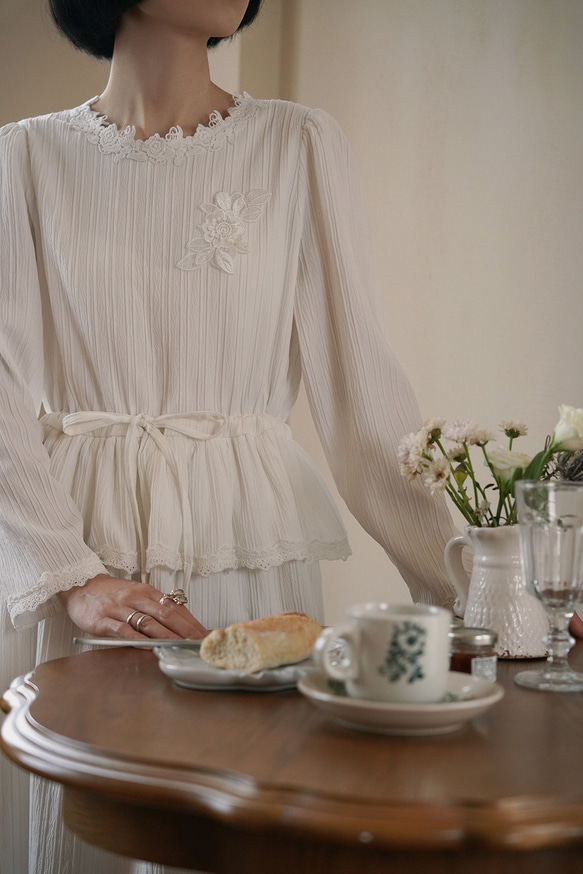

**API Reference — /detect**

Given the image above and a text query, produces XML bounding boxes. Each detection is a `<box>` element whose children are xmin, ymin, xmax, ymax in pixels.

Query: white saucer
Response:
<box><xmin>154</xmin><ymin>646</ymin><xmax>314</xmax><ymax>692</ymax></box>
<box><xmin>297</xmin><ymin>671</ymin><xmax>504</xmax><ymax>736</ymax></box>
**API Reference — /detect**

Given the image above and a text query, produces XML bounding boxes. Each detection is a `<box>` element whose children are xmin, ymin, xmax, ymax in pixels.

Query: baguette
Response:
<box><xmin>200</xmin><ymin>611</ymin><xmax>322</xmax><ymax>674</ymax></box>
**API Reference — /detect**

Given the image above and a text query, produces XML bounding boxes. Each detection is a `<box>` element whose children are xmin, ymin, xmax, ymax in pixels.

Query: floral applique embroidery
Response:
<box><xmin>177</xmin><ymin>190</ymin><xmax>271</xmax><ymax>275</ymax></box>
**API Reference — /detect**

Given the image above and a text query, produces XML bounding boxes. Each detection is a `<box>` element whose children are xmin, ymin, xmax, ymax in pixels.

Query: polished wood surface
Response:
<box><xmin>2</xmin><ymin>643</ymin><xmax>583</xmax><ymax>872</ymax></box>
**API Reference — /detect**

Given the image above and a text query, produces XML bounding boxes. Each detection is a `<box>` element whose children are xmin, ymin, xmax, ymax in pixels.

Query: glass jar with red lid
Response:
<box><xmin>449</xmin><ymin>626</ymin><xmax>498</xmax><ymax>682</ymax></box>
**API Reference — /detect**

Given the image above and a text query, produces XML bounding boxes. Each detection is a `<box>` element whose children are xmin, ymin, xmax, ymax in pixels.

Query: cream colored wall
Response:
<box><xmin>2</xmin><ymin>2</ymin><xmax>583</xmax><ymax>622</ymax></box>
<box><xmin>0</xmin><ymin>0</ymin><xmax>240</xmax><ymax>123</ymax></box>
<box><xmin>246</xmin><ymin>0</ymin><xmax>583</xmax><ymax>621</ymax></box>
<box><xmin>0</xmin><ymin>0</ymin><xmax>108</xmax><ymax>123</ymax></box>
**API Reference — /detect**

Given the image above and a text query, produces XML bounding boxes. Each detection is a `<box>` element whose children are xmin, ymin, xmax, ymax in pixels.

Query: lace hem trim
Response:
<box><xmin>7</xmin><ymin>540</ymin><xmax>351</xmax><ymax>619</ymax></box>
<box><xmin>67</xmin><ymin>93</ymin><xmax>258</xmax><ymax>164</ymax></box>
<box><xmin>96</xmin><ymin>540</ymin><xmax>352</xmax><ymax>577</ymax></box>
<box><xmin>7</xmin><ymin>554</ymin><xmax>107</xmax><ymax>618</ymax></box>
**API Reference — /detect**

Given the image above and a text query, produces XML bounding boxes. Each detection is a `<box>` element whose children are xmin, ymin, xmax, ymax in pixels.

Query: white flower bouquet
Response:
<box><xmin>398</xmin><ymin>405</ymin><xmax>583</xmax><ymax>527</ymax></box>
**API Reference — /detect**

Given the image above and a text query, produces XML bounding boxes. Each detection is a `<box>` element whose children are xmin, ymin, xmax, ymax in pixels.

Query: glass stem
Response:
<box><xmin>544</xmin><ymin>610</ymin><xmax>574</xmax><ymax>676</ymax></box>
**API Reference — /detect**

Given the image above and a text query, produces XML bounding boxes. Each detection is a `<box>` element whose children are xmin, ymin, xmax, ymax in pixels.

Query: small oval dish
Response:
<box><xmin>154</xmin><ymin>645</ymin><xmax>314</xmax><ymax>692</ymax></box>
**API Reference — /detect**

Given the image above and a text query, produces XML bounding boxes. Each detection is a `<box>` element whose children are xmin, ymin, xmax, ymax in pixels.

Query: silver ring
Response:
<box><xmin>135</xmin><ymin>613</ymin><xmax>150</xmax><ymax>632</ymax></box>
<box><xmin>159</xmin><ymin>588</ymin><xmax>188</xmax><ymax>606</ymax></box>
<box><xmin>126</xmin><ymin>610</ymin><xmax>140</xmax><ymax>626</ymax></box>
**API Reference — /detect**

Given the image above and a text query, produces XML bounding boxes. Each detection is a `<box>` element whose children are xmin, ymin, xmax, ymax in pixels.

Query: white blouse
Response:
<box><xmin>0</xmin><ymin>94</ymin><xmax>456</xmax><ymax>630</ymax></box>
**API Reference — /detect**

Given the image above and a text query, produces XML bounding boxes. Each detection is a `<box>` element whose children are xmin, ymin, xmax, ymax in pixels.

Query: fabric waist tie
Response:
<box><xmin>41</xmin><ymin>411</ymin><xmax>289</xmax><ymax>589</ymax></box>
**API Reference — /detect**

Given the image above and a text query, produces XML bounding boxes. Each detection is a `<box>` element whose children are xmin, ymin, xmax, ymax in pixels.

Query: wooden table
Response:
<box><xmin>2</xmin><ymin>643</ymin><xmax>583</xmax><ymax>874</ymax></box>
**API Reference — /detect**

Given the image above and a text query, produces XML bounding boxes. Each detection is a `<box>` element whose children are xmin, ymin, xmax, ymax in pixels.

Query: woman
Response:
<box><xmin>0</xmin><ymin>1</ymin><xmax>462</xmax><ymax>871</ymax></box>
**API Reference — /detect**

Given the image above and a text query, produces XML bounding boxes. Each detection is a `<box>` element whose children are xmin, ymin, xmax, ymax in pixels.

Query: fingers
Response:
<box><xmin>120</xmin><ymin>595</ymin><xmax>207</xmax><ymax>640</ymax></box>
<box><xmin>120</xmin><ymin>606</ymin><xmax>183</xmax><ymax>640</ymax></box>
<box><xmin>131</xmin><ymin>598</ymin><xmax>208</xmax><ymax>640</ymax></box>
<box><xmin>124</xmin><ymin>611</ymin><xmax>183</xmax><ymax>640</ymax></box>
<box><xmin>158</xmin><ymin>603</ymin><xmax>208</xmax><ymax>638</ymax></box>
<box><xmin>63</xmin><ymin>575</ymin><xmax>208</xmax><ymax>641</ymax></box>
<box><xmin>124</xmin><ymin>583</ymin><xmax>207</xmax><ymax>639</ymax></box>
<box><xmin>100</xmin><ymin>616</ymin><xmax>152</xmax><ymax>641</ymax></box>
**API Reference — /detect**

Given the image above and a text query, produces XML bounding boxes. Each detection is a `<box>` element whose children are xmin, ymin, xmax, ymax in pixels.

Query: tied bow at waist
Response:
<box><xmin>41</xmin><ymin>411</ymin><xmax>289</xmax><ymax>587</ymax></box>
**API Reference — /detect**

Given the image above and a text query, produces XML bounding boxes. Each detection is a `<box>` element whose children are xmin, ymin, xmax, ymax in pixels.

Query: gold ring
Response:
<box><xmin>159</xmin><ymin>588</ymin><xmax>188</xmax><ymax>606</ymax></box>
<box><xmin>135</xmin><ymin>613</ymin><xmax>150</xmax><ymax>632</ymax></box>
<box><xmin>126</xmin><ymin>610</ymin><xmax>140</xmax><ymax>626</ymax></box>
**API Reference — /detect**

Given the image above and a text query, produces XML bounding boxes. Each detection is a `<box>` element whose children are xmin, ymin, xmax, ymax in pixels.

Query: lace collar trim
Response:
<box><xmin>67</xmin><ymin>93</ymin><xmax>258</xmax><ymax>164</ymax></box>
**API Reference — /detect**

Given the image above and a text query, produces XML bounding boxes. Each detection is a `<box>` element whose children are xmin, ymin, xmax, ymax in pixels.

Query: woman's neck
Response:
<box><xmin>94</xmin><ymin>10</ymin><xmax>234</xmax><ymax>140</ymax></box>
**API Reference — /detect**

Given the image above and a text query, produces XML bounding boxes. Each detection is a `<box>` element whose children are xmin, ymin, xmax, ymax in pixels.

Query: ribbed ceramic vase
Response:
<box><xmin>444</xmin><ymin>525</ymin><xmax>549</xmax><ymax>658</ymax></box>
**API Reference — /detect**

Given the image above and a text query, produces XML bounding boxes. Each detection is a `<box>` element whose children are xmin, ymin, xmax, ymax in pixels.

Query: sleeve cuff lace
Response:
<box><xmin>8</xmin><ymin>554</ymin><xmax>108</xmax><ymax>630</ymax></box>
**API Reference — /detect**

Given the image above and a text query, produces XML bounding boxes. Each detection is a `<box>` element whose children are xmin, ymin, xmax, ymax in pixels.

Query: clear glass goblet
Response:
<box><xmin>514</xmin><ymin>480</ymin><xmax>583</xmax><ymax>692</ymax></box>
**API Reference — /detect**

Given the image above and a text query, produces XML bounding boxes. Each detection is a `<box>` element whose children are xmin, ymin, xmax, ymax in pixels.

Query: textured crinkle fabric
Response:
<box><xmin>39</xmin><ymin>411</ymin><xmax>349</xmax><ymax>580</ymax></box>
<box><xmin>0</xmin><ymin>93</ymin><xmax>458</xmax><ymax>874</ymax></box>
<box><xmin>0</xmin><ymin>95</ymin><xmax>455</xmax><ymax>631</ymax></box>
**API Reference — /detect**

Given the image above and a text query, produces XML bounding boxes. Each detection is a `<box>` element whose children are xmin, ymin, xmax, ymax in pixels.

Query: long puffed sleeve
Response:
<box><xmin>0</xmin><ymin>123</ymin><xmax>106</xmax><ymax>629</ymax></box>
<box><xmin>294</xmin><ymin>109</ymin><xmax>456</xmax><ymax>608</ymax></box>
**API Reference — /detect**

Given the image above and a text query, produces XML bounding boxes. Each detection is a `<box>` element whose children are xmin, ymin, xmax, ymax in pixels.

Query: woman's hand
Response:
<box><xmin>57</xmin><ymin>574</ymin><xmax>208</xmax><ymax>640</ymax></box>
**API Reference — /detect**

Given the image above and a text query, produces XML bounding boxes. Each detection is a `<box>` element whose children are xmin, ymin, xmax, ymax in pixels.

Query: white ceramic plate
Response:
<box><xmin>297</xmin><ymin>671</ymin><xmax>505</xmax><ymax>736</ymax></box>
<box><xmin>154</xmin><ymin>646</ymin><xmax>315</xmax><ymax>691</ymax></box>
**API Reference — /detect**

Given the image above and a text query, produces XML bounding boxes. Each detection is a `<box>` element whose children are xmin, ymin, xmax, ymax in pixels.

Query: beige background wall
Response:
<box><xmin>2</xmin><ymin>1</ymin><xmax>583</xmax><ymax>622</ymax></box>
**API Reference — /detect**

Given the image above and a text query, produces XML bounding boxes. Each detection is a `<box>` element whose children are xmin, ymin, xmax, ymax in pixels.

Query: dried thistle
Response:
<box><xmin>555</xmin><ymin>451</ymin><xmax>583</xmax><ymax>482</ymax></box>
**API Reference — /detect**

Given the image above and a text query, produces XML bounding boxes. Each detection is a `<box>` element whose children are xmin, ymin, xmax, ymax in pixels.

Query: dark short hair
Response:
<box><xmin>48</xmin><ymin>0</ymin><xmax>263</xmax><ymax>60</ymax></box>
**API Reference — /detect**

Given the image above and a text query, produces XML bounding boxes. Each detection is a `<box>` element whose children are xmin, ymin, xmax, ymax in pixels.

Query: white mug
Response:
<box><xmin>313</xmin><ymin>603</ymin><xmax>451</xmax><ymax>703</ymax></box>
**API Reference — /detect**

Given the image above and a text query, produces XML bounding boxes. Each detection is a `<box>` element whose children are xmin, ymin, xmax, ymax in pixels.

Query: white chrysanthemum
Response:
<box><xmin>421</xmin><ymin>417</ymin><xmax>446</xmax><ymax>444</ymax></box>
<box><xmin>447</xmin><ymin>444</ymin><xmax>466</xmax><ymax>462</ymax></box>
<box><xmin>397</xmin><ymin>432</ymin><xmax>427</xmax><ymax>480</ymax></box>
<box><xmin>466</xmin><ymin>428</ymin><xmax>495</xmax><ymax>447</ymax></box>
<box><xmin>442</xmin><ymin>419</ymin><xmax>480</xmax><ymax>443</ymax></box>
<box><xmin>422</xmin><ymin>457</ymin><xmax>450</xmax><ymax>494</ymax></box>
<box><xmin>500</xmin><ymin>420</ymin><xmax>528</xmax><ymax>439</ymax></box>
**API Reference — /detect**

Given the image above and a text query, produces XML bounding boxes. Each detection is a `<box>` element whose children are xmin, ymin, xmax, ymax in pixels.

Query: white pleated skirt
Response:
<box><xmin>1</xmin><ymin>560</ymin><xmax>323</xmax><ymax>874</ymax></box>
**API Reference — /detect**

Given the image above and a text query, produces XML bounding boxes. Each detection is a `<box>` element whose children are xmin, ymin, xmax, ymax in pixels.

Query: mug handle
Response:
<box><xmin>312</xmin><ymin>625</ymin><xmax>360</xmax><ymax>681</ymax></box>
<box><xmin>444</xmin><ymin>533</ymin><xmax>471</xmax><ymax>613</ymax></box>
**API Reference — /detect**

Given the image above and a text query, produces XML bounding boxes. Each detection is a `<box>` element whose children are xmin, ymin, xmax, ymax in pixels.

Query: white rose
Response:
<box><xmin>486</xmin><ymin>444</ymin><xmax>532</xmax><ymax>484</ymax></box>
<box><xmin>552</xmin><ymin>405</ymin><xmax>583</xmax><ymax>451</ymax></box>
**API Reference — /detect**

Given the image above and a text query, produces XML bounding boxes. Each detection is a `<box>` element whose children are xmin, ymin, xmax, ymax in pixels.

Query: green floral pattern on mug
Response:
<box><xmin>378</xmin><ymin>621</ymin><xmax>427</xmax><ymax>684</ymax></box>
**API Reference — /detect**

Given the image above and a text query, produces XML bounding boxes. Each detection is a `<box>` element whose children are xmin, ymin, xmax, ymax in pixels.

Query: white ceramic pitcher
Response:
<box><xmin>444</xmin><ymin>525</ymin><xmax>548</xmax><ymax>658</ymax></box>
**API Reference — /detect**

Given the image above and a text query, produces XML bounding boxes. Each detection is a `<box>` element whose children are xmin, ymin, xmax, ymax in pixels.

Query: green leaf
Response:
<box><xmin>453</xmin><ymin>468</ymin><xmax>468</xmax><ymax>487</ymax></box>
<box><xmin>521</xmin><ymin>448</ymin><xmax>552</xmax><ymax>482</ymax></box>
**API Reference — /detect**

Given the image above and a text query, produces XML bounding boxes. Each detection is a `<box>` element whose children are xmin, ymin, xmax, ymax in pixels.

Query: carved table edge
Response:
<box><xmin>2</xmin><ymin>672</ymin><xmax>583</xmax><ymax>853</ymax></box>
